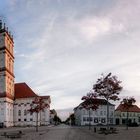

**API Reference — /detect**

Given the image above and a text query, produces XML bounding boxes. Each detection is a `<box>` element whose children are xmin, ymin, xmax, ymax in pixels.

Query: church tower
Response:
<box><xmin>0</xmin><ymin>20</ymin><xmax>14</xmax><ymax>127</ymax></box>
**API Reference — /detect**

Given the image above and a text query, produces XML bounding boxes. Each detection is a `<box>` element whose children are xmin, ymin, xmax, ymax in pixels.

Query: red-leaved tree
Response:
<box><xmin>28</xmin><ymin>97</ymin><xmax>49</xmax><ymax>132</ymax></box>
<box><xmin>121</xmin><ymin>97</ymin><xmax>136</xmax><ymax>130</ymax></box>
<box><xmin>81</xmin><ymin>91</ymin><xmax>99</xmax><ymax>130</ymax></box>
<box><xmin>93</xmin><ymin>73</ymin><xmax>122</xmax><ymax>131</ymax></box>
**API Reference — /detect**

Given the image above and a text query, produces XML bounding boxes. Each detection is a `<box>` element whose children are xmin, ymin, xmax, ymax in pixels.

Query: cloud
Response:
<box><xmin>73</xmin><ymin>17</ymin><xmax>124</xmax><ymax>42</ymax></box>
<box><xmin>1</xmin><ymin>0</ymin><xmax>140</xmax><ymax>112</ymax></box>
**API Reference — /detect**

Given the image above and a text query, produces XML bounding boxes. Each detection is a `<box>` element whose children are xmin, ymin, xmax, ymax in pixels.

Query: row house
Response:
<box><xmin>115</xmin><ymin>104</ymin><xmax>140</xmax><ymax>125</ymax></box>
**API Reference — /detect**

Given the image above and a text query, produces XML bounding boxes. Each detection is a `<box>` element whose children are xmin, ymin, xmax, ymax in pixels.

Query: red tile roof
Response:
<box><xmin>15</xmin><ymin>83</ymin><xmax>38</xmax><ymax>99</ymax></box>
<box><xmin>116</xmin><ymin>104</ymin><xmax>140</xmax><ymax>112</ymax></box>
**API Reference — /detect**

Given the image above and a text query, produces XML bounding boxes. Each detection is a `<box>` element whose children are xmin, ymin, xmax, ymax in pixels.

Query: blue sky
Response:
<box><xmin>1</xmin><ymin>0</ymin><xmax>140</xmax><ymax>118</ymax></box>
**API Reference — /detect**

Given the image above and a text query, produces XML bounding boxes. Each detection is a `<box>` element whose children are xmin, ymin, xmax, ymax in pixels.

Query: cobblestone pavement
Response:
<box><xmin>0</xmin><ymin>124</ymin><xmax>140</xmax><ymax>140</ymax></box>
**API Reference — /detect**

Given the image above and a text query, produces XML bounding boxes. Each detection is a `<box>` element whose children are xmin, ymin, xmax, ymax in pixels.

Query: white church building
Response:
<box><xmin>0</xmin><ymin>21</ymin><xmax>51</xmax><ymax>127</ymax></box>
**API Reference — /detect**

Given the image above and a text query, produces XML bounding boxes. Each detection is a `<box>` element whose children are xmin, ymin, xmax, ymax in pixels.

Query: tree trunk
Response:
<box><xmin>40</xmin><ymin>111</ymin><xmax>41</xmax><ymax>126</ymax></box>
<box><xmin>107</xmin><ymin>98</ymin><xmax>109</xmax><ymax>132</ymax></box>
<box><xmin>126</xmin><ymin>111</ymin><xmax>128</xmax><ymax>130</ymax></box>
<box><xmin>36</xmin><ymin>112</ymin><xmax>38</xmax><ymax>132</ymax></box>
<box><xmin>89</xmin><ymin>109</ymin><xmax>91</xmax><ymax>130</ymax></box>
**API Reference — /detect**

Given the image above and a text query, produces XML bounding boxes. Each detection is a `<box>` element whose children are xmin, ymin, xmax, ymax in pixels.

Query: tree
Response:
<box><xmin>121</xmin><ymin>97</ymin><xmax>136</xmax><ymax>130</ymax></box>
<box><xmin>93</xmin><ymin>73</ymin><xmax>122</xmax><ymax>131</ymax></box>
<box><xmin>65</xmin><ymin>113</ymin><xmax>75</xmax><ymax>125</ymax></box>
<box><xmin>65</xmin><ymin>117</ymin><xmax>70</xmax><ymax>125</ymax></box>
<box><xmin>28</xmin><ymin>97</ymin><xmax>49</xmax><ymax>132</ymax></box>
<box><xmin>69</xmin><ymin>114</ymin><xmax>75</xmax><ymax>125</ymax></box>
<box><xmin>81</xmin><ymin>91</ymin><xmax>99</xmax><ymax>130</ymax></box>
<box><xmin>53</xmin><ymin>115</ymin><xmax>62</xmax><ymax>125</ymax></box>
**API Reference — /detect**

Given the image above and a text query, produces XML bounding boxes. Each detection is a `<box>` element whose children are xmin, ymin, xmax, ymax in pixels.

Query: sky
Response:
<box><xmin>0</xmin><ymin>0</ymin><xmax>140</xmax><ymax>120</ymax></box>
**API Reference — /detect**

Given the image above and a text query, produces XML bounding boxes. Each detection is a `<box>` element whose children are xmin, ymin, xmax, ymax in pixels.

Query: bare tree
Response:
<box><xmin>81</xmin><ymin>91</ymin><xmax>99</xmax><ymax>130</ymax></box>
<box><xmin>93</xmin><ymin>73</ymin><xmax>122</xmax><ymax>131</ymax></box>
<box><xmin>28</xmin><ymin>97</ymin><xmax>49</xmax><ymax>132</ymax></box>
<box><xmin>121</xmin><ymin>97</ymin><xmax>136</xmax><ymax>130</ymax></box>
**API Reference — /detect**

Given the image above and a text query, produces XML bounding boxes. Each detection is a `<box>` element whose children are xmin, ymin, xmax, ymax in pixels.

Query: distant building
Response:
<box><xmin>0</xmin><ymin>21</ymin><xmax>50</xmax><ymax>127</ymax></box>
<box><xmin>74</xmin><ymin>99</ymin><xmax>115</xmax><ymax>126</ymax></box>
<box><xmin>115</xmin><ymin>104</ymin><xmax>140</xmax><ymax>125</ymax></box>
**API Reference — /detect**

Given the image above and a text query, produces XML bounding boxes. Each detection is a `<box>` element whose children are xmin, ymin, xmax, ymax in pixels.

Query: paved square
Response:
<box><xmin>0</xmin><ymin>125</ymin><xmax>140</xmax><ymax>140</ymax></box>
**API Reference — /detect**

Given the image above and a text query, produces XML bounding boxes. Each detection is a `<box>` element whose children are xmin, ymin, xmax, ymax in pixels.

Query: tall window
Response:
<box><xmin>100</xmin><ymin>111</ymin><xmax>103</xmax><ymax>116</ymax></box>
<box><xmin>24</xmin><ymin>110</ymin><xmax>27</xmax><ymax>116</ymax></box>
<box><xmin>83</xmin><ymin>117</ymin><xmax>86</xmax><ymax>121</ymax></box>
<box><xmin>83</xmin><ymin>110</ymin><xmax>85</xmax><ymax>115</ymax></box>
<box><xmin>94</xmin><ymin>118</ymin><xmax>98</xmax><ymax>123</ymax></box>
<box><xmin>95</xmin><ymin>110</ymin><xmax>98</xmax><ymax>116</ymax></box>
<box><xmin>1</xmin><ymin>108</ymin><xmax>4</xmax><ymax>115</ymax></box>
<box><xmin>18</xmin><ymin>110</ymin><xmax>21</xmax><ymax>116</ymax></box>
<box><xmin>83</xmin><ymin>109</ymin><xmax>88</xmax><ymax>115</ymax></box>
<box><xmin>90</xmin><ymin>110</ymin><xmax>93</xmax><ymax>115</ymax></box>
<box><xmin>110</xmin><ymin>111</ymin><xmax>114</xmax><ymax>117</ymax></box>
<box><xmin>101</xmin><ymin>118</ymin><xmax>106</xmax><ymax>123</ymax></box>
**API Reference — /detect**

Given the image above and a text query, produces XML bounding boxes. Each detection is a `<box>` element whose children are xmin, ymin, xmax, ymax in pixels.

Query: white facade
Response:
<box><xmin>74</xmin><ymin>100</ymin><xmax>115</xmax><ymax>126</ymax></box>
<box><xmin>14</xmin><ymin>98</ymin><xmax>50</xmax><ymax>127</ymax></box>
<box><xmin>0</xmin><ymin>97</ymin><xmax>14</xmax><ymax>127</ymax></box>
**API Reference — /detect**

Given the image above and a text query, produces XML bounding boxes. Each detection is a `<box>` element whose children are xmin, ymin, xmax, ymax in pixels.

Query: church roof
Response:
<box><xmin>115</xmin><ymin>104</ymin><xmax>140</xmax><ymax>112</ymax></box>
<box><xmin>15</xmin><ymin>83</ymin><xmax>38</xmax><ymax>99</ymax></box>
